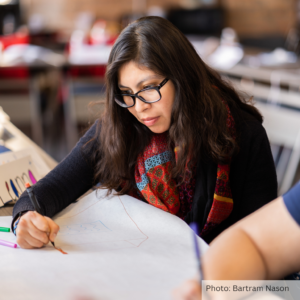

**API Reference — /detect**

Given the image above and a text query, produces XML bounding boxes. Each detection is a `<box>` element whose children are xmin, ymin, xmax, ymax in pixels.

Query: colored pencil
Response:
<box><xmin>0</xmin><ymin>227</ymin><xmax>10</xmax><ymax>232</ymax></box>
<box><xmin>0</xmin><ymin>239</ymin><xmax>17</xmax><ymax>248</ymax></box>
<box><xmin>25</xmin><ymin>182</ymin><xmax>55</xmax><ymax>248</ymax></box>
<box><xmin>190</xmin><ymin>222</ymin><xmax>203</xmax><ymax>282</ymax></box>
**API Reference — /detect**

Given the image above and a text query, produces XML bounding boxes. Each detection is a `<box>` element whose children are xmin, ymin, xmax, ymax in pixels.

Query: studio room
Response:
<box><xmin>1</xmin><ymin>1</ymin><xmax>300</xmax><ymax>299</ymax></box>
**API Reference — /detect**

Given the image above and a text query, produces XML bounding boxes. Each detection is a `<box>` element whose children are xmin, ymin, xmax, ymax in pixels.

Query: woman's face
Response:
<box><xmin>118</xmin><ymin>61</ymin><xmax>175</xmax><ymax>134</ymax></box>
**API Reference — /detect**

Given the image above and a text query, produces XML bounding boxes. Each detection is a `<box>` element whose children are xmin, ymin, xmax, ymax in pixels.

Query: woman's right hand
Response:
<box><xmin>15</xmin><ymin>211</ymin><xmax>60</xmax><ymax>249</ymax></box>
<box><xmin>172</xmin><ymin>280</ymin><xmax>202</xmax><ymax>300</ymax></box>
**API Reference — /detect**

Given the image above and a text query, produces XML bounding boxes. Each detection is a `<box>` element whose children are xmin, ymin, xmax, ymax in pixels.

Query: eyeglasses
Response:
<box><xmin>115</xmin><ymin>78</ymin><xmax>169</xmax><ymax>108</ymax></box>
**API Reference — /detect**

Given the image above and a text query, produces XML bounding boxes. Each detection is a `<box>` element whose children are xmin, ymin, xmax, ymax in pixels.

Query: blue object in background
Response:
<box><xmin>0</xmin><ymin>145</ymin><xmax>11</xmax><ymax>154</ymax></box>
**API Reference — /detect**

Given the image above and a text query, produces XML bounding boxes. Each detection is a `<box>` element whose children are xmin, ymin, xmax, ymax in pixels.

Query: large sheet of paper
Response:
<box><xmin>0</xmin><ymin>189</ymin><xmax>208</xmax><ymax>300</ymax></box>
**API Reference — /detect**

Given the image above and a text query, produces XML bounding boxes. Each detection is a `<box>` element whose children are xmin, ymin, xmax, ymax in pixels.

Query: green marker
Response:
<box><xmin>0</xmin><ymin>227</ymin><xmax>10</xmax><ymax>232</ymax></box>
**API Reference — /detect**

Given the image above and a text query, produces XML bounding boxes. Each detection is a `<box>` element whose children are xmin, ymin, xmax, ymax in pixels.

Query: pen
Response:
<box><xmin>0</xmin><ymin>227</ymin><xmax>10</xmax><ymax>232</ymax></box>
<box><xmin>0</xmin><ymin>239</ymin><xmax>17</xmax><ymax>248</ymax></box>
<box><xmin>25</xmin><ymin>182</ymin><xmax>55</xmax><ymax>248</ymax></box>
<box><xmin>190</xmin><ymin>222</ymin><xmax>203</xmax><ymax>282</ymax></box>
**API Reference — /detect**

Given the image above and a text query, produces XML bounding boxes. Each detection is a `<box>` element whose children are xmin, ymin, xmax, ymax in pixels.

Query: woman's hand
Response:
<box><xmin>172</xmin><ymin>280</ymin><xmax>202</xmax><ymax>300</ymax></box>
<box><xmin>16</xmin><ymin>211</ymin><xmax>60</xmax><ymax>249</ymax></box>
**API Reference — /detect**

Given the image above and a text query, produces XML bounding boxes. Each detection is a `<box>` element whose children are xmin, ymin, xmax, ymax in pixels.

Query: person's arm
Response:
<box><xmin>204</xmin><ymin>196</ymin><xmax>300</xmax><ymax>280</ymax></box>
<box><xmin>13</xmin><ymin>121</ymin><xmax>100</xmax><ymax>248</ymax></box>
<box><xmin>173</xmin><ymin>185</ymin><xmax>300</xmax><ymax>299</ymax></box>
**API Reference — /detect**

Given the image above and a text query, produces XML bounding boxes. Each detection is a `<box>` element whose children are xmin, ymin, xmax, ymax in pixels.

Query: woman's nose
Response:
<box><xmin>134</xmin><ymin>97</ymin><xmax>151</xmax><ymax>113</ymax></box>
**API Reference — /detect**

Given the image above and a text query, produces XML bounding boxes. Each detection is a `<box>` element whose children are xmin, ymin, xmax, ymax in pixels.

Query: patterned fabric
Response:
<box><xmin>200</xmin><ymin>100</ymin><xmax>236</xmax><ymax>236</ymax></box>
<box><xmin>175</xmin><ymin>147</ymin><xmax>197</xmax><ymax>219</ymax></box>
<box><xmin>130</xmin><ymin>100</ymin><xmax>236</xmax><ymax>237</ymax></box>
<box><xmin>132</xmin><ymin>132</ymin><xmax>181</xmax><ymax>215</ymax></box>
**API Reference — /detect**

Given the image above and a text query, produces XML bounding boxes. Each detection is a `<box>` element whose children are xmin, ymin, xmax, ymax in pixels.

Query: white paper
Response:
<box><xmin>0</xmin><ymin>189</ymin><xmax>208</xmax><ymax>300</ymax></box>
<box><xmin>0</xmin><ymin>155</ymin><xmax>42</xmax><ymax>207</ymax></box>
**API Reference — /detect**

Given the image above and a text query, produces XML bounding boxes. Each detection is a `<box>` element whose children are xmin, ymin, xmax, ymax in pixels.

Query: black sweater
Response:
<box><xmin>12</xmin><ymin>109</ymin><xmax>278</xmax><ymax>243</ymax></box>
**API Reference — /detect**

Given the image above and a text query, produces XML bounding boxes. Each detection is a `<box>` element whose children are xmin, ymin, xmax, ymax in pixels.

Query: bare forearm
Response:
<box><xmin>173</xmin><ymin>197</ymin><xmax>300</xmax><ymax>300</ymax></box>
<box><xmin>202</xmin><ymin>198</ymin><xmax>300</xmax><ymax>280</ymax></box>
<box><xmin>203</xmin><ymin>227</ymin><xmax>267</xmax><ymax>280</ymax></box>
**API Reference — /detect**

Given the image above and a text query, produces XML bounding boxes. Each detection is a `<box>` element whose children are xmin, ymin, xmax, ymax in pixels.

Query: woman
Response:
<box><xmin>173</xmin><ymin>181</ymin><xmax>300</xmax><ymax>300</ymax></box>
<box><xmin>12</xmin><ymin>16</ymin><xmax>277</xmax><ymax>248</ymax></box>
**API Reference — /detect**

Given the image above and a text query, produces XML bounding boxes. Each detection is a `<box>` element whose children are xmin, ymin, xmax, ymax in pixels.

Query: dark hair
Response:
<box><xmin>90</xmin><ymin>16</ymin><xmax>262</xmax><ymax>194</ymax></box>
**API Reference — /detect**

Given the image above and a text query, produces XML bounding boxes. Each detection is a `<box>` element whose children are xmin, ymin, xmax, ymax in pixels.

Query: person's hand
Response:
<box><xmin>15</xmin><ymin>211</ymin><xmax>60</xmax><ymax>249</ymax></box>
<box><xmin>172</xmin><ymin>279</ymin><xmax>202</xmax><ymax>300</ymax></box>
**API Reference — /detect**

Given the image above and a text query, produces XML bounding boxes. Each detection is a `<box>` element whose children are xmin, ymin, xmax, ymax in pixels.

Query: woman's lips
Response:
<box><xmin>142</xmin><ymin>117</ymin><xmax>160</xmax><ymax>126</ymax></box>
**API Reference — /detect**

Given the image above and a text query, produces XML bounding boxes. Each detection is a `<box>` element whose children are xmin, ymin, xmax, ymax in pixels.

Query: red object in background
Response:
<box><xmin>106</xmin><ymin>35</ymin><xmax>118</xmax><ymax>45</ymax></box>
<box><xmin>0</xmin><ymin>33</ymin><xmax>29</xmax><ymax>50</ymax></box>
<box><xmin>0</xmin><ymin>33</ymin><xmax>30</xmax><ymax>79</ymax></box>
<box><xmin>88</xmin><ymin>19</ymin><xmax>119</xmax><ymax>46</ymax></box>
<box><xmin>0</xmin><ymin>67</ymin><xmax>28</xmax><ymax>79</ymax></box>
<box><xmin>69</xmin><ymin>65</ymin><xmax>106</xmax><ymax>78</ymax></box>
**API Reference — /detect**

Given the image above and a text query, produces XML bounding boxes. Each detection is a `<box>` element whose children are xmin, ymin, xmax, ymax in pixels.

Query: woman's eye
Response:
<box><xmin>121</xmin><ymin>90</ymin><xmax>131</xmax><ymax>94</ymax></box>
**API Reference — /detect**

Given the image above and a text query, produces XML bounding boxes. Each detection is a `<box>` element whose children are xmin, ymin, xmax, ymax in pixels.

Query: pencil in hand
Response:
<box><xmin>25</xmin><ymin>182</ymin><xmax>56</xmax><ymax>248</ymax></box>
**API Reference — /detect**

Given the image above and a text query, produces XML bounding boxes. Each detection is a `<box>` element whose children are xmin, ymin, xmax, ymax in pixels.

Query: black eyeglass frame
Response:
<box><xmin>115</xmin><ymin>78</ymin><xmax>169</xmax><ymax>108</ymax></box>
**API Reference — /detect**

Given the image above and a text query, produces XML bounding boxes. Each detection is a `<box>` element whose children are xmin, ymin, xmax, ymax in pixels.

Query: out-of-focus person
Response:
<box><xmin>173</xmin><ymin>181</ymin><xmax>300</xmax><ymax>299</ymax></box>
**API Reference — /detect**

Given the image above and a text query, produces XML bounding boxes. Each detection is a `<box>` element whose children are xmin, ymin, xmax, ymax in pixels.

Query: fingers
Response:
<box><xmin>16</xmin><ymin>211</ymin><xmax>48</xmax><ymax>248</ymax></box>
<box><xmin>172</xmin><ymin>280</ymin><xmax>202</xmax><ymax>300</ymax></box>
<box><xmin>17</xmin><ymin>238</ymin><xmax>34</xmax><ymax>249</ymax></box>
<box><xmin>44</xmin><ymin>216</ymin><xmax>60</xmax><ymax>242</ymax></box>
<box><xmin>16</xmin><ymin>211</ymin><xmax>59</xmax><ymax>249</ymax></box>
<box><xmin>27</xmin><ymin>223</ymin><xmax>49</xmax><ymax>245</ymax></box>
<box><xmin>31</xmin><ymin>213</ymin><xmax>60</xmax><ymax>243</ymax></box>
<box><xmin>16</xmin><ymin>212</ymin><xmax>48</xmax><ymax>249</ymax></box>
<box><xmin>30</xmin><ymin>211</ymin><xmax>51</xmax><ymax>233</ymax></box>
<box><xmin>20</xmin><ymin>233</ymin><xmax>45</xmax><ymax>248</ymax></box>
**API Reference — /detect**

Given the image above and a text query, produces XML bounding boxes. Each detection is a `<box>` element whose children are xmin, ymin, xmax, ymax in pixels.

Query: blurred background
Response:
<box><xmin>1</xmin><ymin>0</ymin><xmax>300</xmax><ymax>195</ymax></box>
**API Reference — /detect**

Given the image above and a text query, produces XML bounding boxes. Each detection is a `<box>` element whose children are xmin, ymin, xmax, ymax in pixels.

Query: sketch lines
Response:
<box><xmin>55</xmin><ymin>193</ymin><xmax>149</xmax><ymax>250</ymax></box>
<box><xmin>118</xmin><ymin>195</ymin><xmax>149</xmax><ymax>247</ymax></box>
<box><xmin>59</xmin><ymin>220</ymin><xmax>111</xmax><ymax>235</ymax></box>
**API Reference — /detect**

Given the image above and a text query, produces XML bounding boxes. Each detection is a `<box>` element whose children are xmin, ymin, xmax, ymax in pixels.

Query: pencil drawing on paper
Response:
<box><xmin>55</xmin><ymin>195</ymin><xmax>149</xmax><ymax>250</ymax></box>
<box><xmin>59</xmin><ymin>220</ymin><xmax>111</xmax><ymax>235</ymax></box>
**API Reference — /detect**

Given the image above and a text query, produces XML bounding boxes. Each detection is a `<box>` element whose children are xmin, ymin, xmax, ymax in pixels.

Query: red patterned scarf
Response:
<box><xmin>130</xmin><ymin>101</ymin><xmax>236</xmax><ymax>237</ymax></box>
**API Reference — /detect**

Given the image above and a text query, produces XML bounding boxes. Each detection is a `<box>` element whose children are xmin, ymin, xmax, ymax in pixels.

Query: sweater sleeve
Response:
<box><xmin>12</xmin><ymin>121</ymin><xmax>100</xmax><ymax>226</ymax></box>
<box><xmin>237</xmin><ymin>123</ymin><xmax>278</xmax><ymax>219</ymax></box>
<box><xmin>283</xmin><ymin>181</ymin><xmax>300</xmax><ymax>226</ymax></box>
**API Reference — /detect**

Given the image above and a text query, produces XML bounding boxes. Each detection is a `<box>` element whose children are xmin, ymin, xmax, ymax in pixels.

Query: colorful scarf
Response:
<box><xmin>200</xmin><ymin>101</ymin><xmax>236</xmax><ymax>236</ymax></box>
<box><xmin>130</xmin><ymin>101</ymin><xmax>236</xmax><ymax>237</ymax></box>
